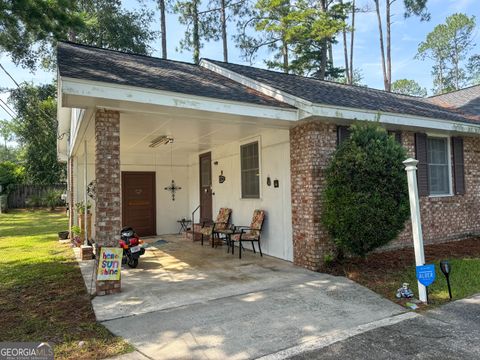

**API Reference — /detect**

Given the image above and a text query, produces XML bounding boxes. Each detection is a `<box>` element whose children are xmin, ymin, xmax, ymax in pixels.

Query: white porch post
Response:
<box><xmin>84</xmin><ymin>140</ymin><xmax>88</xmax><ymax>246</ymax></box>
<box><xmin>403</xmin><ymin>158</ymin><xmax>427</xmax><ymax>303</ymax></box>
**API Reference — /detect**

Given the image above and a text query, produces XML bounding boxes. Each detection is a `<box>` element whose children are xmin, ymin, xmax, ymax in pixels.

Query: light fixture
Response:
<box><xmin>440</xmin><ymin>260</ymin><xmax>453</xmax><ymax>299</ymax></box>
<box><xmin>149</xmin><ymin>135</ymin><xmax>173</xmax><ymax>148</ymax></box>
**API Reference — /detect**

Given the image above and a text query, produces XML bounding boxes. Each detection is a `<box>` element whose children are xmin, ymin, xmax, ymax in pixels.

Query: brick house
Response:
<box><xmin>57</xmin><ymin>42</ymin><xmax>480</xmax><ymax>278</ymax></box>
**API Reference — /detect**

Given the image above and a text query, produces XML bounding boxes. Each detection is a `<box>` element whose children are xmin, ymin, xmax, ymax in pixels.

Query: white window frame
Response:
<box><xmin>239</xmin><ymin>136</ymin><xmax>262</xmax><ymax>200</ymax></box>
<box><xmin>426</xmin><ymin>133</ymin><xmax>453</xmax><ymax>197</ymax></box>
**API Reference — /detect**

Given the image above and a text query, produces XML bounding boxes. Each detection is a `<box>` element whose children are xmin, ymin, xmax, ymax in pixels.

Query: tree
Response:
<box><xmin>1</xmin><ymin>0</ymin><xmax>156</xmax><ymax>70</ymax></box>
<box><xmin>236</xmin><ymin>0</ymin><xmax>295</xmax><ymax>72</ymax></box>
<box><xmin>237</xmin><ymin>0</ymin><xmax>348</xmax><ymax>77</ymax></box>
<box><xmin>203</xmin><ymin>0</ymin><xmax>250</xmax><ymax>62</ymax></box>
<box><xmin>0</xmin><ymin>0</ymin><xmax>84</xmax><ymax>69</ymax></box>
<box><xmin>174</xmin><ymin>0</ymin><xmax>220</xmax><ymax>64</ymax></box>
<box><xmin>340</xmin><ymin>0</ymin><xmax>355</xmax><ymax>84</ymax></box>
<box><xmin>158</xmin><ymin>0</ymin><xmax>168</xmax><ymax>58</ymax></box>
<box><xmin>323</xmin><ymin>122</ymin><xmax>409</xmax><ymax>257</ymax></box>
<box><xmin>336</xmin><ymin>68</ymin><xmax>365</xmax><ymax>86</ymax></box>
<box><xmin>0</xmin><ymin>161</ymin><xmax>25</xmax><ymax>193</ymax></box>
<box><xmin>9</xmin><ymin>83</ymin><xmax>65</xmax><ymax>184</ymax></box>
<box><xmin>287</xmin><ymin>0</ymin><xmax>348</xmax><ymax>79</ymax></box>
<box><xmin>467</xmin><ymin>54</ymin><xmax>480</xmax><ymax>85</ymax></box>
<box><xmin>417</xmin><ymin>13</ymin><xmax>476</xmax><ymax>94</ymax></box>
<box><xmin>374</xmin><ymin>0</ymin><xmax>430</xmax><ymax>91</ymax></box>
<box><xmin>0</xmin><ymin>119</ymin><xmax>14</xmax><ymax>149</ymax></box>
<box><xmin>391</xmin><ymin>79</ymin><xmax>427</xmax><ymax>97</ymax></box>
<box><xmin>72</xmin><ymin>1</ymin><xmax>156</xmax><ymax>55</ymax></box>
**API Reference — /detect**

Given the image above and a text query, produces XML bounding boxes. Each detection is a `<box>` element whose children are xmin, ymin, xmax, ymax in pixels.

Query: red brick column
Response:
<box><xmin>290</xmin><ymin>120</ymin><xmax>337</xmax><ymax>271</ymax></box>
<box><xmin>95</xmin><ymin>109</ymin><xmax>121</xmax><ymax>295</ymax></box>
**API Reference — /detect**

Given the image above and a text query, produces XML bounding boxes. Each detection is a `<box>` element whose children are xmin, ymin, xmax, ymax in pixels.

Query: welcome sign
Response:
<box><xmin>97</xmin><ymin>247</ymin><xmax>123</xmax><ymax>281</ymax></box>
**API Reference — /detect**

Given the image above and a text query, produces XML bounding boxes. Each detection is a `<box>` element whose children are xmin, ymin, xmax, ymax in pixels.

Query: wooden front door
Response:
<box><xmin>122</xmin><ymin>172</ymin><xmax>156</xmax><ymax>237</ymax></box>
<box><xmin>199</xmin><ymin>152</ymin><xmax>212</xmax><ymax>223</ymax></box>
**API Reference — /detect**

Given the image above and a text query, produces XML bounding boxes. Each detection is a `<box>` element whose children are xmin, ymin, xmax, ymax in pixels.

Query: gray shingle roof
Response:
<box><xmin>57</xmin><ymin>42</ymin><xmax>293</xmax><ymax>109</ymax></box>
<box><xmin>205</xmin><ymin>59</ymin><xmax>478</xmax><ymax>124</ymax></box>
<box><xmin>428</xmin><ymin>85</ymin><xmax>480</xmax><ymax>117</ymax></box>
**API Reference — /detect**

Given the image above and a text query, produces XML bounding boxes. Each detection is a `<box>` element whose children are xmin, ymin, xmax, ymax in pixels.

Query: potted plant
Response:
<box><xmin>71</xmin><ymin>225</ymin><xmax>82</xmax><ymax>247</ymax></box>
<box><xmin>75</xmin><ymin>202</ymin><xmax>92</xmax><ymax>241</ymax></box>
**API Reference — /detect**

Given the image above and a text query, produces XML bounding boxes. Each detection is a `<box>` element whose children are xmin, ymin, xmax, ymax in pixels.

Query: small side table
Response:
<box><xmin>177</xmin><ymin>219</ymin><xmax>192</xmax><ymax>234</ymax></box>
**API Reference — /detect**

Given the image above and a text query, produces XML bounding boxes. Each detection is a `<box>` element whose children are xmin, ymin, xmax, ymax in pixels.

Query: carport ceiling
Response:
<box><xmin>83</xmin><ymin>109</ymin><xmax>293</xmax><ymax>156</ymax></box>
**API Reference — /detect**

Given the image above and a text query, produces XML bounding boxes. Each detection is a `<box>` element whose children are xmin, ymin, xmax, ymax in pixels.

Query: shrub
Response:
<box><xmin>44</xmin><ymin>190</ymin><xmax>63</xmax><ymax>211</ymax></box>
<box><xmin>322</xmin><ymin>122</ymin><xmax>410</xmax><ymax>257</ymax></box>
<box><xmin>26</xmin><ymin>194</ymin><xmax>45</xmax><ymax>208</ymax></box>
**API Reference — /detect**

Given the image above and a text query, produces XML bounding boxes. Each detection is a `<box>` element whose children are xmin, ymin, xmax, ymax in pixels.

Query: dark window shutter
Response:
<box><xmin>388</xmin><ymin>131</ymin><xmax>402</xmax><ymax>144</ymax></box>
<box><xmin>337</xmin><ymin>126</ymin><xmax>350</xmax><ymax>146</ymax></box>
<box><xmin>452</xmin><ymin>137</ymin><xmax>465</xmax><ymax>195</ymax></box>
<box><xmin>415</xmin><ymin>133</ymin><xmax>429</xmax><ymax>196</ymax></box>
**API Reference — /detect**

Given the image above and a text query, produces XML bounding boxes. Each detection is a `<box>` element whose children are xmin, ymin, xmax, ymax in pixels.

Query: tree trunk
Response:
<box><xmin>342</xmin><ymin>25</ymin><xmax>350</xmax><ymax>83</ymax></box>
<box><xmin>385</xmin><ymin>0</ymin><xmax>392</xmax><ymax>91</ymax></box>
<box><xmin>318</xmin><ymin>0</ymin><xmax>328</xmax><ymax>80</ymax></box>
<box><xmin>159</xmin><ymin>0</ymin><xmax>167</xmax><ymax>59</ymax></box>
<box><xmin>375</xmin><ymin>0</ymin><xmax>388</xmax><ymax>91</ymax></box>
<box><xmin>220</xmin><ymin>0</ymin><xmax>228</xmax><ymax>62</ymax></box>
<box><xmin>349</xmin><ymin>0</ymin><xmax>355</xmax><ymax>83</ymax></box>
<box><xmin>193</xmin><ymin>0</ymin><xmax>200</xmax><ymax>64</ymax></box>
<box><xmin>282</xmin><ymin>38</ymin><xmax>289</xmax><ymax>73</ymax></box>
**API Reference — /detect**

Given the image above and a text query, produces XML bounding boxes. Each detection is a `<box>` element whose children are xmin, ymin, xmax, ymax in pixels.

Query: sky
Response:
<box><xmin>0</xmin><ymin>0</ymin><xmax>479</xmax><ymax>124</ymax></box>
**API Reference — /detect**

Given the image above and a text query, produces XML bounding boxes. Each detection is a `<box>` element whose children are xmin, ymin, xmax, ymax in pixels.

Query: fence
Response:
<box><xmin>7</xmin><ymin>184</ymin><xmax>67</xmax><ymax>209</ymax></box>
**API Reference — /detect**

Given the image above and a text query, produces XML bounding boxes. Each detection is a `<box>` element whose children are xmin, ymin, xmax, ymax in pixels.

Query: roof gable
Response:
<box><xmin>428</xmin><ymin>85</ymin><xmax>480</xmax><ymax>117</ymax></box>
<box><xmin>203</xmin><ymin>59</ymin><xmax>477</xmax><ymax>124</ymax></box>
<box><xmin>57</xmin><ymin>42</ymin><xmax>293</xmax><ymax>109</ymax></box>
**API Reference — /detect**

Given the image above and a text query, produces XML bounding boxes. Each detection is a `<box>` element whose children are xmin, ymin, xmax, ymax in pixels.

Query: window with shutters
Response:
<box><xmin>427</xmin><ymin>136</ymin><xmax>452</xmax><ymax>196</ymax></box>
<box><xmin>240</xmin><ymin>141</ymin><xmax>260</xmax><ymax>199</ymax></box>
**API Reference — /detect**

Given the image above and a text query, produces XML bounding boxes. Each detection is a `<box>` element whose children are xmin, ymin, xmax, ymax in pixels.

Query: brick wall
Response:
<box><xmin>290</xmin><ymin>120</ymin><xmax>337</xmax><ymax>270</ymax></box>
<box><xmin>94</xmin><ymin>109</ymin><xmax>121</xmax><ymax>247</ymax></box>
<box><xmin>290</xmin><ymin>121</ymin><xmax>480</xmax><ymax>270</ymax></box>
<box><xmin>392</xmin><ymin>131</ymin><xmax>480</xmax><ymax>248</ymax></box>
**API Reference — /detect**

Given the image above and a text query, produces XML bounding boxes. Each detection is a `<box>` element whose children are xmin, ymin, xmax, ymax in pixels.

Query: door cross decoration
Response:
<box><xmin>165</xmin><ymin>180</ymin><xmax>182</xmax><ymax>201</ymax></box>
<box><xmin>164</xmin><ymin>138</ymin><xmax>182</xmax><ymax>201</ymax></box>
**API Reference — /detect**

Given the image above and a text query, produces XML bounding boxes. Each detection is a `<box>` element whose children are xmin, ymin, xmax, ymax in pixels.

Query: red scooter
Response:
<box><xmin>119</xmin><ymin>227</ymin><xmax>145</xmax><ymax>268</ymax></box>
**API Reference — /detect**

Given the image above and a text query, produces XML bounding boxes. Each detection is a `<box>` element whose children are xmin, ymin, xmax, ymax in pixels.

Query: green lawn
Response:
<box><xmin>0</xmin><ymin>209</ymin><xmax>133</xmax><ymax>359</ymax></box>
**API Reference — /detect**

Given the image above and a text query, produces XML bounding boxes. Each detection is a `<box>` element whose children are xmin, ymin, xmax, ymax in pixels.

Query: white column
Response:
<box><xmin>84</xmin><ymin>140</ymin><xmax>88</xmax><ymax>246</ymax></box>
<box><xmin>403</xmin><ymin>158</ymin><xmax>427</xmax><ymax>303</ymax></box>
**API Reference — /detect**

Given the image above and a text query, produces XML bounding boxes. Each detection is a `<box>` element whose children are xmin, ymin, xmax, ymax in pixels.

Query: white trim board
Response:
<box><xmin>200</xmin><ymin>59</ymin><xmax>480</xmax><ymax>135</ymax></box>
<box><xmin>60</xmin><ymin>77</ymin><xmax>299</xmax><ymax>122</ymax></box>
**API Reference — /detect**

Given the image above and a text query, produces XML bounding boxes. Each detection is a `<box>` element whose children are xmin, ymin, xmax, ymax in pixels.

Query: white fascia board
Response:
<box><xmin>60</xmin><ymin>77</ymin><xmax>299</xmax><ymax>122</ymax></box>
<box><xmin>309</xmin><ymin>104</ymin><xmax>480</xmax><ymax>135</ymax></box>
<box><xmin>201</xmin><ymin>59</ymin><xmax>480</xmax><ymax>135</ymax></box>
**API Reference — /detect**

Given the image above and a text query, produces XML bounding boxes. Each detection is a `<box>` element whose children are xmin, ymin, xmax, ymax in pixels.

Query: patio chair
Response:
<box><xmin>199</xmin><ymin>208</ymin><xmax>232</xmax><ymax>247</ymax></box>
<box><xmin>230</xmin><ymin>210</ymin><xmax>265</xmax><ymax>259</ymax></box>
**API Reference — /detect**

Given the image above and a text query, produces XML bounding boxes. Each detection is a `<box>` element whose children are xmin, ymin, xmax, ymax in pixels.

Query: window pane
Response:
<box><xmin>240</xmin><ymin>142</ymin><xmax>260</xmax><ymax>198</ymax></box>
<box><xmin>427</xmin><ymin>137</ymin><xmax>449</xmax><ymax>195</ymax></box>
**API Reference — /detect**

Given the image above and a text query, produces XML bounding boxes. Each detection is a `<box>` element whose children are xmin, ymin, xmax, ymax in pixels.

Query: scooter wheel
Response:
<box><xmin>127</xmin><ymin>258</ymin><xmax>139</xmax><ymax>268</ymax></box>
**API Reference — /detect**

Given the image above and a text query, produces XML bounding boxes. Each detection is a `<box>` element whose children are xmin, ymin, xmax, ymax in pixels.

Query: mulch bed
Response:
<box><xmin>322</xmin><ymin>238</ymin><xmax>480</xmax><ymax>303</ymax></box>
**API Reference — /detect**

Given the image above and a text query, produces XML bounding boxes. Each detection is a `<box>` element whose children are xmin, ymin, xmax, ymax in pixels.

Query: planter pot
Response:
<box><xmin>78</xmin><ymin>213</ymin><xmax>92</xmax><ymax>243</ymax></box>
<box><xmin>58</xmin><ymin>231</ymin><xmax>69</xmax><ymax>240</ymax></box>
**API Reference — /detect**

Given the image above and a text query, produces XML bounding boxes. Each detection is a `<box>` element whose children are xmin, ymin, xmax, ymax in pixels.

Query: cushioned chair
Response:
<box><xmin>199</xmin><ymin>208</ymin><xmax>232</xmax><ymax>247</ymax></box>
<box><xmin>230</xmin><ymin>210</ymin><xmax>265</xmax><ymax>259</ymax></box>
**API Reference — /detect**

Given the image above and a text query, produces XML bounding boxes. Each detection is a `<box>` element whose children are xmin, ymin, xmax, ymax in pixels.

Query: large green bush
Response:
<box><xmin>323</xmin><ymin>122</ymin><xmax>410</xmax><ymax>257</ymax></box>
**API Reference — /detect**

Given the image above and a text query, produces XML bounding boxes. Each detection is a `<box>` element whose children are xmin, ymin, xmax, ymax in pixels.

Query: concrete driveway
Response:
<box><xmin>78</xmin><ymin>235</ymin><xmax>405</xmax><ymax>359</ymax></box>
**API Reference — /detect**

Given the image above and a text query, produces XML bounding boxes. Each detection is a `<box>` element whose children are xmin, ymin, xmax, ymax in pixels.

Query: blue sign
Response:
<box><xmin>416</xmin><ymin>264</ymin><xmax>436</xmax><ymax>287</ymax></box>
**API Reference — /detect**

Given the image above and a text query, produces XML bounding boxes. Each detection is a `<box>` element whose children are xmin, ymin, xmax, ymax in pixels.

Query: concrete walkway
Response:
<box><xmin>78</xmin><ymin>235</ymin><xmax>405</xmax><ymax>359</ymax></box>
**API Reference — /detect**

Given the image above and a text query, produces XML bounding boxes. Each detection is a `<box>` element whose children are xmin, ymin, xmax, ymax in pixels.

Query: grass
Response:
<box><xmin>0</xmin><ymin>209</ymin><xmax>133</xmax><ymax>359</ymax></box>
<box><xmin>325</xmin><ymin>238</ymin><xmax>480</xmax><ymax>307</ymax></box>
